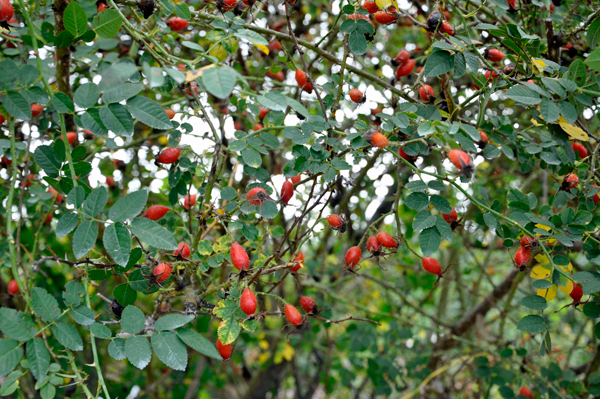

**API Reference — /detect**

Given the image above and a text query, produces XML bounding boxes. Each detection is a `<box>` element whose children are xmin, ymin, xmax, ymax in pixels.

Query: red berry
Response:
<box><xmin>484</xmin><ymin>70</ymin><xmax>499</xmax><ymax>82</ymax></box>
<box><xmin>295</xmin><ymin>70</ymin><xmax>313</xmax><ymax>93</ymax></box>
<box><xmin>153</xmin><ymin>262</ymin><xmax>172</xmax><ymax>283</ymax></box>
<box><xmin>167</xmin><ymin>17</ymin><xmax>188</xmax><ymax>31</ymax></box>
<box><xmin>165</xmin><ymin>109</ymin><xmax>176</xmax><ymax>119</ymax></box>
<box><xmin>44</xmin><ymin>213</ymin><xmax>53</xmax><ymax>224</ymax></box>
<box><xmin>258</xmin><ymin>107</ymin><xmax>269</xmax><ymax>120</ymax></box>
<box><xmin>366</xmin><ymin>236</ymin><xmax>381</xmax><ymax>253</ymax></box>
<box><xmin>345</xmin><ymin>246</ymin><xmax>361</xmax><ymax>269</ymax></box>
<box><xmin>253</xmin><ymin>123</ymin><xmax>263</xmax><ymax>131</ymax></box>
<box><xmin>371</xmin><ymin>133</ymin><xmax>389</xmax><ymax>148</ymax></box>
<box><xmin>507</xmin><ymin>0</ymin><xmax>517</xmax><ymax>9</ymax></box>
<box><xmin>247</xmin><ymin>187</ymin><xmax>268</xmax><ymax>206</ymax></box>
<box><xmin>478</xmin><ymin>130</ymin><xmax>488</xmax><ymax>148</ymax></box>
<box><xmin>157</xmin><ymin>148</ymin><xmax>181</xmax><ymax>164</ymax></box>
<box><xmin>144</xmin><ymin>205</ymin><xmax>170</xmax><ymax>220</ymax></box>
<box><xmin>184</xmin><ymin>82</ymin><xmax>199</xmax><ymax>97</ymax></box>
<box><xmin>346</xmin><ymin>13</ymin><xmax>370</xmax><ymax>22</ymax></box>
<box><xmin>398</xmin><ymin>147</ymin><xmax>415</xmax><ymax>162</ymax></box>
<box><xmin>349</xmin><ymin>89</ymin><xmax>365</xmax><ymax>103</ymax></box>
<box><xmin>230</xmin><ymin>242</ymin><xmax>249</xmax><ymax>271</ymax></box>
<box><xmin>422</xmin><ymin>257</ymin><xmax>442</xmax><ymax>275</ymax></box>
<box><xmin>281</xmin><ymin>180</ymin><xmax>294</xmax><ymax>204</ymax></box>
<box><xmin>564</xmin><ymin>173</ymin><xmax>579</xmax><ymax>189</ymax></box>
<box><xmin>362</xmin><ymin>0</ymin><xmax>378</xmax><ymax>13</ymax></box>
<box><xmin>448</xmin><ymin>149</ymin><xmax>473</xmax><ymax>177</ymax></box>
<box><xmin>419</xmin><ymin>85</ymin><xmax>435</xmax><ymax>102</ymax></box>
<box><xmin>593</xmin><ymin>184</ymin><xmax>600</xmax><ymax>204</ymax></box>
<box><xmin>61</xmin><ymin>132</ymin><xmax>77</xmax><ymax>145</ymax></box>
<box><xmin>520</xmin><ymin>235</ymin><xmax>537</xmax><ymax>249</ymax></box>
<box><xmin>291</xmin><ymin>175</ymin><xmax>301</xmax><ymax>184</ymax></box>
<box><xmin>216</xmin><ymin>338</ymin><xmax>232</xmax><ymax>360</ymax></box>
<box><xmin>183</xmin><ymin>194</ymin><xmax>196</xmax><ymax>210</ymax></box>
<box><xmin>572</xmin><ymin>142</ymin><xmax>587</xmax><ymax>159</ymax></box>
<box><xmin>327</xmin><ymin>214</ymin><xmax>347</xmax><ymax>233</ymax></box>
<box><xmin>395</xmin><ymin>59</ymin><xmax>415</xmax><ymax>78</ymax></box>
<box><xmin>217</xmin><ymin>0</ymin><xmax>237</xmax><ymax>11</ymax></box>
<box><xmin>570</xmin><ymin>283</ymin><xmax>583</xmax><ymax>303</ymax></box>
<box><xmin>106</xmin><ymin>176</ymin><xmax>115</xmax><ymax>188</ymax></box>
<box><xmin>267</xmin><ymin>71</ymin><xmax>285</xmax><ymax>82</ymax></box>
<box><xmin>518</xmin><ymin>386</ymin><xmax>533</xmax><ymax>399</ymax></box>
<box><xmin>240</xmin><ymin>288</ymin><xmax>257</xmax><ymax>315</ymax></box>
<box><xmin>97</xmin><ymin>2</ymin><xmax>107</xmax><ymax>12</ymax></box>
<box><xmin>0</xmin><ymin>0</ymin><xmax>14</xmax><ymax>24</ymax></box>
<box><xmin>392</xmin><ymin>50</ymin><xmax>410</xmax><ymax>67</ymax></box>
<box><xmin>300</xmin><ymin>296</ymin><xmax>318</xmax><ymax>314</ymax></box>
<box><xmin>31</xmin><ymin>104</ymin><xmax>43</xmax><ymax>117</ymax></box>
<box><xmin>285</xmin><ymin>304</ymin><xmax>302</xmax><ymax>325</ymax></box>
<box><xmin>48</xmin><ymin>187</ymin><xmax>63</xmax><ymax>202</ymax></box>
<box><xmin>514</xmin><ymin>247</ymin><xmax>531</xmax><ymax>269</ymax></box>
<box><xmin>268</xmin><ymin>40</ymin><xmax>282</xmax><ymax>52</ymax></box>
<box><xmin>292</xmin><ymin>251</ymin><xmax>304</xmax><ymax>272</ymax></box>
<box><xmin>374</xmin><ymin>10</ymin><xmax>398</xmax><ymax>24</ymax></box>
<box><xmin>484</xmin><ymin>48</ymin><xmax>504</xmax><ymax>62</ymax></box>
<box><xmin>442</xmin><ymin>207</ymin><xmax>458</xmax><ymax>224</ymax></box>
<box><xmin>376</xmin><ymin>232</ymin><xmax>399</xmax><ymax>248</ymax></box>
<box><xmin>440</xmin><ymin>20</ymin><xmax>454</xmax><ymax>35</ymax></box>
<box><xmin>8</xmin><ymin>279</ymin><xmax>18</xmax><ymax>295</ymax></box>
<box><xmin>175</xmin><ymin>243</ymin><xmax>190</xmax><ymax>258</ymax></box>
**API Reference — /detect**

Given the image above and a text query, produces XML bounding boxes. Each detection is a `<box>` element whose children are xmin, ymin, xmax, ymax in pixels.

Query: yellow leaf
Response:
<box><xmin>258</xmin><ymin>340</ymin><xmax>269</xmax><ymax>350</ymax></box>
<box><xmin>252</xmin><ymin>43</ymin><xmax>269</xmax><ymax>55</ymax></box>
<box><xmin>531</xmin><ymin>118</ymin><xmax>541</xmax><ymax>125</ymax></box>
<box><xmin>158</xmin><ymin>136</ymin><xmax>169</xmax><ymax>145</ymax></box>
<box><xmin>209</xmin><ymin>44</ymin><xmax>229</xmax><ymax>62</ymax></box>
<box><xmin>185</xmin><ymin>65</ymin><xmax>214</xmax><ymax>83</ymax></box>
<box><xmin>535</xmin><ymin>223</ymin><xmax>551</xmax><ymax>232</ymax></box>
<box><xmin>375</xmin><ymin>0</ymin><xmax>389</xmax><ymax>9</ymax></box>
<box><xmin>558</xmin><ymin>116</ymin><xmax>589</xmax><ymax>142</ymax></box>
<box><xmin>534</xmin><ymin>254</ymin><xmax>549</xmax><ymax>264</ymax></box>
<box><xmin>558</xmin><ymin>262</ymin><xmax>573</xmax><ymax>273</ymax></box>
<box><xmin>530</xmin><ymin>265</ymin><xmax>551</xmax><ymax>279</ymax></box>
<box><xmin>537</xmin><ymin>284</ymin><xmax>557</xmax><ymax>301</ymax></box>
<box><xmin>258</xmin><ymin>353</ymin><xmax>270</xmax><ymax>364</ymax></box>
<box><xmin>377</xmin><ymin>321</ymin><xmax>390</xmax><ymax>332</ymax></box>
<box><xmin>532</xmin><ymin>59</ymin><xmax>545</xmax><ymax>74</ymax></box>
<box><xmin>281</xmin><ymin>344</ymin><xmax>294</xmax><ymax>361</ymax></box>
<box><xmin>558</xmin><ymin>280</ymin><xmax>574</xmax><ymax>295</ymax></box>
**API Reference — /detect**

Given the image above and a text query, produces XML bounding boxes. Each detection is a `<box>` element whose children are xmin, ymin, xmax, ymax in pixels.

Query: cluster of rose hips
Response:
<box><xmin>514</xmin><ymin>235</ymin><xmax>537</xmax><ymax>271</ymax></box>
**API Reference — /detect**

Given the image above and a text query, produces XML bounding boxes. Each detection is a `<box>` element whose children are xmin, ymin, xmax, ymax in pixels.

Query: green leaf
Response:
<box><xmin>3</xmin><ymin>91</ymin><xmax>32</xmax><ymax>120</ymax></box>
<box><xmin>40</xmin><ymin>383</ymin><xmax>56</xmax><ymax>399</ymax></box>
<box><xmin>34</xmin><ymin>145</ymin><xmax>61</xmax><ymax>177</ymax></box>
<box><xmin>74</xmin><ymin>83</ymin><xmax>100</xmax><ymax>108</ymax></box>
<box><xmin>155</xmin><ymin>314</ymin><xmax>194</xmax><ymax>332</ymax></box>
<box><xmin>151</xmin><ymin>331</ymin><xmax>188</xmax><ymax>371</ymax></box>
<box><xmin>63</xmin><ymin>281</ymin><xmax>85</xmax><ymax>307</ymax></box>
<box><xmin>83</xmin><ymin>186</ymin><xmax>108</xmax><ymax>217</ymax></box>
<box><xmin>220</xmin><ymin>186</ymin><xmax>237</xmax><ymax>201</ymax></box>
<box><xmin>412</xmin><ymin>210</ymin><xmax>436</xmax><ymax>232</ymax></box>
<box><xmin>63</xmin><ymin>1</ymin><xmax>88</xmax><ymax>37</ymax></box>
<box><xmin>67</xmin><ymin>186</ymin><xmax>85</xmax><ymax>208</ymax></box>
<box><xmin>103</xmin><ymin>222</ymin><xmax>131</xmax><ymax>267</ymax></box>
<box><xmin>108</xmin><ymin>338</ymin><xmax>126</xmax><ymax>360</ymax></box>
<box><xmin>574</xmin><ymin>271</ymin><xmax>600</xmax><ymax>294</ymax></box>
<box><xmin>100</xmin><ymin>104</ymin><xmax>134</xmax><ymax>137</ymax></box>
<box><xmin>90</xmin><ymin>323</ymin><xmax>112</xmax><ymax>339</ymax></box>
<box><xmin>348</xmin><ymin>30</ymin><xmax>367</xmax><ymax>55</ymax></box>
<box><xmin>71</xmin><ymin>306</ymin><xmax>95</xmax><ymax>326</ymax></box>
<box><xmin>121</xmin><ymin>305</ymin><xmax>146</xmax><ymax>334</ymax></box>
<box><xmin>175</xmin><ymin>3</ymin><xmax>191</xmax><ymax>19</ymax></box>
<box><xmin>584</xmin><ymin>302</ymin><xmax>600</xmax><ymax>318</ymax></box>
<box><xmin>102</xmin><ymin>83</ymin><xmax>143</xmax><ymax>104</ymax></box>
<box><xmin>31</xmin><ymin>288</ymin><xmax>61</xmax><ymax>323</ymax></box>
<box><xmin>517</xmin><ymin>315</ymin><xmax>547</xmax><ymax>333</ymax></box>
<box><xmin>92</xmin><ymin>9</ymin><xmax>122</xmax><ymax>38</ymax></box>
<box><xmin>520</xmin><ymin>295</ymin><xmax>548</xmax><ymax>310</ymax></box>
<box><xmin>241</xmin><ymin>147</ymin><xmax>262</xmax><ymax>168</ymax></box>
<box><xmin>108</xmin><ymin>190</ymin><xmax>148</xmax><ymax>222</ymax></box>
<box><xmin>113</xmin><ymin>284</ymin><xmax>137</xmax><ymax>307</ymax></box>
<box><xmin>176</xmin><ymin>328</ymin><xmax>221</xmax><ymax>360</ymax></box>
<box><xmin>52</xmin><ymin>321</ymin><xmax>83</xmax><ymax>351</ymax></box>
<box><xmin>72</xmin><ymin>220</ymin><xmax>98</xmax><ymax>259</ymax></box>
<box><xmin>82</xmin><ymin>109</ymin><xmax>108</xmax><ymax>136</ymax></box>
<box><xmin>585</xmin><ymin>47</ymin><xmax>600</xmax><ymax>72</ymax></box>
<box><xmin>129</xmin><ymin>218</ymin><xmax>178</xmax><ymax>250</ymax></box>
<box><xmin>56</xmin><ymin>213</ymin><xmax>79</xmax><ymax>238</ymax></box>
<box><xmin>504</xmin><ymin>85</ymin><xmax>541</xmax><ymax>105</ymax></box>
<box><xmin>405</xmin><ymin>192</ymin><xmax>429</xmax><ymax>211</ymax></box>
<box><xmin>423</xmin><ymin>51</ymin><xmax>454</xmax><ymax>78</ymax></box>
<box><xmin>419</xmin><ymin>226</ymin><xmax>441</xmax><ymax>256</ymax></box>
<box><xmin>540</xmin><ymin>99</ymin><xmax>560</xmax><ymax>123</ymax></box>
<box><xmin>127</xmin><ymin>96</ymin><xmax>173</xmax><ymax>130</ymax></box>
<box><xmin>0</xmin><ymin>339</ymin><xmax>23</xmax><ymax>378</ymax></box>
<box><xmin>0</xmin><ymin>371</ymin><xmax>21</xmax><ymax>395</ymax></box>
<box><xmin>53</xmin><ymin>92</ymin><xmax>75</xmax><ymax>113</ymax></box>
<box><xmin>217</xmin><ymin>315</ymin><xmax>241</xmax><ymax>346</ymax></box>
<box><xmin>201</xmin><ymin>67</ymin><xmax>236</xmax><ymax>99</ymax></box>
<box><xmin>234</xmin><ymin>29</ymin><xmax>268</xmax><ymax>45</ymax></box>
<box><xmin>125</xmin><ymin>336</ymin><xmax>152</xmax><ymax>369</ymax></box>
<box><xmin>429</xmin><ymin>195</ymin><xmax>452</xmax><ymax>213</ymax></box>
<box><xmin>26</xmin><ymin>338</ymin><xmax>48</xmax><ymax>380</ymax></box>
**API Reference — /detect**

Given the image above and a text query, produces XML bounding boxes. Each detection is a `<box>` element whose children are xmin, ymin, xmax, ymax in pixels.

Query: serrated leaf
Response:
<box><xmin>108</xmin><ymin>338</ymin><xmax>126</xmax><ymax>360</ymax></box>
<box><xmin>3</xmin><ymin>91</ymin><xmax>32</xmax><ymax>120</ymax></box>
<box><xmin>113</xmin><ymin>284</ymin><xmax>137</xmax><ymax>307</ymax></box>
<box><xmin>423</xmin><ymin>51</ymin><xmax>454</xmax><ymax>78</ymax></box>
<box><xmin>125</xmin><ymin>336</ymin><xmax>152</xmax><ymax>369</ymax></box>
<box><xmin>53</xmin><ymin>92</ymin><xmax>75</xmax><ymax>113</ymax></box>
<box><xmin>92</xmin><ymin>9</ymin><xmax>122</xmax><ymax>38</ymax></box>
<box><xmin>126</xmin><ymin>96</ymin><xmax>173</xmax><ymax>130</ymax></box>
<box><xmin>71</xmin><ymin>306</ymin><xmax>95</xmax><ymax>326</ymax></box>
<box><xmin>176</xmin><ymin>328</ymin><xmax>221</xmax><ymax>360</ymax></box>
<box><xmin>121</xmin><ymin>305</ymin><xmax>145</xmax><ymax>334</ymax></box>
<box><xmin>405</xmin><ymin>192</ymin><xmax>429</xmax><ymax>211</ymax></box>
<box><xmin>129</xmin><ymin>218</ymin><xmax>178</xmax><ymax>250</ymax></box>
<box><xmin>201</xmin><ymin>67</ymin><xmax>236</xmax><ymax>100</ymax></box>
<box><xmin>56</xmin><ymin>213</ymin><xmax>79</xmax><ymax>238</ymax></box>
<box><xmin>217</xmin><ymin>315</ymin><xmax>241</xmax><ymax>346</ymax></box>
<box><xmin>31</xmin><ymin>288</ymin><xmax>61</xmax><ymax>323</ymax></box>
<box><xmin>419</xmin><ymin>226</ymin><xmax>441</xmax><ymax>256</ymax></box>
<box><xmin>0</xmin><ymin>339</ymin><xmax>23</xmax><ymax>378</ymax></box>
<box><xmin>413</xmin><ymin>210</ymin><xmax>435</xmax><ymax>232</ymax></box>
<box><xmin>108</xmin><ymin>190</ymin><xmax>148</xmax><ymax>222</ymax></box>
<box><xmin>52</xmin><ymin>321</ymin><xmax>83</xmax><ymax>351</ymax></box>
<box><xmin>63</xmin><ymin>1</ymin><xmax>88</xmax><ymax>37</ymax></box>
<box><xmin>103</xmin><ymin>222</ymin><xmax>131</xmax><ymax>267</ymax></box>
<box><xmin>74</xmin><ymin>83</ymin><xmax>100</xmax><ymax>109</ymax></box>
<box><xmin>34</xmin><ymin>145</ymin><xmax>61</xmax><ymax>177</ymax></box>
<box><xmin>26</xmin><ymin>338</ymin><xmax>48</xmax><ymax>380</ymax></box>
<box><xmin>504</xmin><ymin>85</ymin><xmax>541</xmax><ymax>105</ymax></box>
<box><xmin>83</xmin><ymin>186</ymin><xmax>108</xmax><ymax>217</ymax></box>
<box><xmin>72</xmin><ymin>220</ymin><xmax>98</xmax><ymax>259</ymax></box>
<box><xmin>429</xmin><ymin>195</ymin><xmax>452</xmax><ymax>213</ymax></box>
<box><xmin>100</xmin><ymin>104</ymin><xmax>134</xmax><ymax>137</ymax></box>
<box><xmin>151</xmin><ymin>331</ymin><xmax>187</xmax><ymax>371</ymax></box>
<box><xmin>155</xmin><ymin>314</ymin><xmax>194</xmax><ymax>331</ymax></box>
<box><xmin>63</xmin><ymin>281</ymin><xmax>85</xmax><ymax>307</ymax></box>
